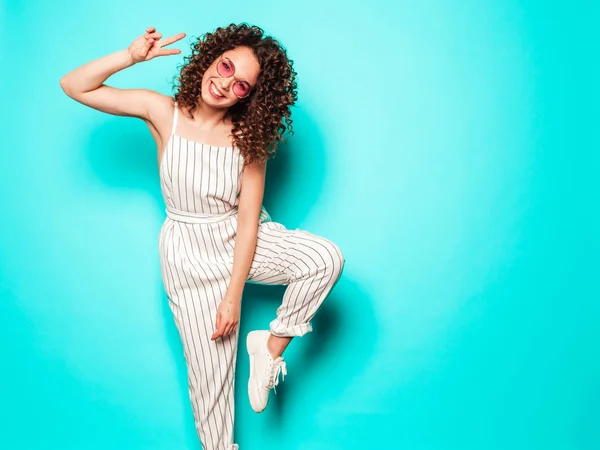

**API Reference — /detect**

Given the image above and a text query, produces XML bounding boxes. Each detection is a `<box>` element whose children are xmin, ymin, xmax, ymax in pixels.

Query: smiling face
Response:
<box><xmin>202</xmin><ymin>45</ymin><xmax>261</xmax><ymax>108</ymax></box>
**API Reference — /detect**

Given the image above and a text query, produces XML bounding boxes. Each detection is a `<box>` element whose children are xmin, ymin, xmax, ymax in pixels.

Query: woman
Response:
<box><xmin>60</xmin><ymin>22</ymin><xmax>345</xmax><ymax>450</ymax></box>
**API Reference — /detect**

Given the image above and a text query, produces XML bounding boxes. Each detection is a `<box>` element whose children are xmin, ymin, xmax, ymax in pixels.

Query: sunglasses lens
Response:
<box><xmin>217</xmin><ymin>60</ymin><xmax>234</xmax><ymax>77</ymax></box>
<box><xmin>233</xmin><ymin>81</ymin><xmax>251</xmax><ymax>98</ymax></box>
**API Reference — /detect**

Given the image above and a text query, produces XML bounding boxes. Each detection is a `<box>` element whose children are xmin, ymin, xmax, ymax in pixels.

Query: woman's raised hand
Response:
<box><xmin>127</xmin><ymin>26</ymin><xmax>186</xmax><ymax>64</ymax></box>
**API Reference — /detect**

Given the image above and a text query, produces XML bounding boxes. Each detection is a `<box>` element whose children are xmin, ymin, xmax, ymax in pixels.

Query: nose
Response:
<box><xmin>218</xmin><ymin>77</ymin><xmax>233</xmax><ymax>91</ymax></box>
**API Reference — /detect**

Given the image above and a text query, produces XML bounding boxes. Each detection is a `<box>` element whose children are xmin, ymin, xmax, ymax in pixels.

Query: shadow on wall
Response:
<box><xmin>235</xmin><ymin>277</ymin><xmax>377</xmax><ymax>431</ymax></box>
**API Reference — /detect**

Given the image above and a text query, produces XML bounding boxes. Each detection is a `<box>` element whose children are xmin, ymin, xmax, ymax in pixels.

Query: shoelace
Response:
<box><xmin>266</xmin><ymin>357</ymin><xmax>287</xmax><ymax>394</ymax></box>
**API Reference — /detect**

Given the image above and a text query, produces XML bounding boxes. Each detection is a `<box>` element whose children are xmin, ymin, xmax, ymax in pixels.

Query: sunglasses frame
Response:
<box><xmin>215</xmin><ymin>57</ymin><xmax>253</xmax><ymax>99</ymax></box>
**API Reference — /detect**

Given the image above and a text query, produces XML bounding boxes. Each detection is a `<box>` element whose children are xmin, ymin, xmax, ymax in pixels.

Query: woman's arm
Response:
<box><xmin>59</xmin><ymin>27</ymin><xmax>184</xmax><ymax>121</ymax></box>
<box><xmin>60</xmin><ymin>48</ymin><xmax>155</xmax><ymax>120</ymax></box>
<box><xmin>211</xmin><ymin>158</ymin><xmax>267</xmax><ymax>340</ymax></box>
<box><xmin>229</xmin><ymin>159</ymin><xmax>267</xmax><ymax>296</ymax></box>
<box><xmin>60</xmin><ymin>48</ymin><xmax>135</xmax><ymax>95</ymax></box>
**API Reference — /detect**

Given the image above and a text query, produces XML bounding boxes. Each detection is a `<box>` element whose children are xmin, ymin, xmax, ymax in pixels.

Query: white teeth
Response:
<box><xmin>210</xmin><ymin>82</ymin><xmax>224</xmax><ymax>97</ymax></box>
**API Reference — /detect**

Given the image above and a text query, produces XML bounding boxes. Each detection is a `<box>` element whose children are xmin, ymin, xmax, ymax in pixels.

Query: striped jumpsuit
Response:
<box><xmin>158</xmin><ymin>102</ymin><xmax>345</xmax><ymax>450</ymax></box>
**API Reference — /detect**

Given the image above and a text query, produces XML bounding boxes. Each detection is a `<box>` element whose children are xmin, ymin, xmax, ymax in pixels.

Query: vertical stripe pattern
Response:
<box><xmin>158</xmin><ymin>101</ymin><xmax>346</xmax><ymax>450</ymax></box>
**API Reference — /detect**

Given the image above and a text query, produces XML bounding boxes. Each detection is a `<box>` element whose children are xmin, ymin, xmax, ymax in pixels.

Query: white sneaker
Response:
<box><xmin>246</xmin><ymin>330</ymin><xmax>287</xmax><ymax>413</ymax></box>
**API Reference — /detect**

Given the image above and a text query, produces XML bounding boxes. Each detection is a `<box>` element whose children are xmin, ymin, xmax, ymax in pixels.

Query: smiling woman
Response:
<box><xmin>59</xmin><ymin>22</ymin><xmax>346</xmax><ymax>450</ymax></box>
<box><xmin>173</xmin><ymin>24</ymin><xmax>297</xmax><ymax>165</ymax></box>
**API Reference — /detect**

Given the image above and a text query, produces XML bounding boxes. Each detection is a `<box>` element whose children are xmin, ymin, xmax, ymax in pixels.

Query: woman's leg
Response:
<box><xmin>160</xmin><ymin>225</ymin><xmax>240</xmax><ymax>450</ymax></box>
<box><xmin>244</xmin><ymin>221</ymin><xmax>346</xmax><ymax>412</ymax></box>
<box><xmin>247</xmin><ymin>221</ymin><xmax>346</xmax><ymax>338</ymax></box>
<box><xmin>266</xmin><ymin>335</ymin><xmax>292</xmax><ymax>358</ymax></box>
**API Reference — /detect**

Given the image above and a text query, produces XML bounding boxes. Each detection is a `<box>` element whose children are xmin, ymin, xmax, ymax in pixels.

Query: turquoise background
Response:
<box><xmin>1</xmin><ymin>0</ymin><xmax>598</xmax><ymax>449</ymax></box>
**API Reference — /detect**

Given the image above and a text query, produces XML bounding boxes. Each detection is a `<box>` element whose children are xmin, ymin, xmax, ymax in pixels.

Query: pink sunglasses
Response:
<box><xmin>215</xmin><ymin>57</ymin><xmax>253</xmax><ymax>99</ymax></box>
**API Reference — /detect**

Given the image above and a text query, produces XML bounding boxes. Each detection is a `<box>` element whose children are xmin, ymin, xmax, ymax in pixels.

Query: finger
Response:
<box><xmin>212</xmin><ymin>323</ymin><xmax>224</xmax><ymax>340</ymax></box>
<box><xmin>225</xmin><ymin>323</ymin><xmax>234</xmax><ymax>336</ymax></box>
<box><xmin>145</xmin><ymin>40</ymin><xmax>157</xmax><ymax>51</ymax></box>
<box><xmin>220</xmin><ymin>321</ymin><xmax>229</xmax><ymax>336</ymax></box>
<box><xmin>147</xmin><ymin>31</ymin><xmax>162</xmax><ymax>40</ymax></box>
<box><xmin>146</xmin><ymin>26</ymin><xmax>155</xmax><ymax>33</ymax></box>
<box><xmin>157</xmin><ymin>49</ymin><xmax>182</xmax><ymax>57</ymax></box>
<box><xmin>157</xmin><ymin>32</ymin><xmax>186</xmax><ymax>47</ymax></box>
<box><xmin>139</xmin><ymin>39</ymin><xmax>153</xmax><ymax>56</ymax></box>
<box><xmin>144</xmin><ymin>36</ymin><xmax>158</xmax><ymax>45</ymax></box>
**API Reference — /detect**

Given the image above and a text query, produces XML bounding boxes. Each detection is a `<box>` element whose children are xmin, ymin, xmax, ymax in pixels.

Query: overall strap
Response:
<box><xmin>171</xmin><ymin>101</ymin><xmax>179</xmax><ymax>135</ymax></box>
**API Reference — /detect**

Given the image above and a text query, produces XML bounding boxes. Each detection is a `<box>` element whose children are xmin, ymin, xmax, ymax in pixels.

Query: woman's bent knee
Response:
<box><xmin>312</xmin><ymin>236</ymin><xmax>345</xmax><ymax>277</ymax></box>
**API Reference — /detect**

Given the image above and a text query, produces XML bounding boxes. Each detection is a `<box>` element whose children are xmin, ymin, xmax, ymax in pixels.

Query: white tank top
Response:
<box><xmin>159</xmin><ymin>101</ymin><xmax>246</xmax><ymax>215</ymax></box>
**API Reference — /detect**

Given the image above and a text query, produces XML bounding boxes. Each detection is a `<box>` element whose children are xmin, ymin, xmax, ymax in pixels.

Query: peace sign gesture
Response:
<box><xmin>127</xmin><ymin>26</ymin><xmax>186</xmax><ymax>64</ymax></box>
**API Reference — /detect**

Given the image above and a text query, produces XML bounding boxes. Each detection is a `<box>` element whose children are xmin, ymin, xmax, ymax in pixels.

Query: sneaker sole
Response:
<box><xmin>246</xmin><ymin>332</ymin><xmax>266</xmax><ymax>413</ymax></box>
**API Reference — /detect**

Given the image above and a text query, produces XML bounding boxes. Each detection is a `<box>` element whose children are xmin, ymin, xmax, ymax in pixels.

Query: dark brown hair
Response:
<box><xmin>170</xmin><ymin>23</ymin><xmax>298</xmax><ymax>165</ymax></box>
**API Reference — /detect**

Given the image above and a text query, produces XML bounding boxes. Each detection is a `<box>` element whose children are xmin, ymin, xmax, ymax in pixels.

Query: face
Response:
<box><xmin>202</xmin><ymin>46</ymin><xmax>260</xmax><ymax>108</ymax></box>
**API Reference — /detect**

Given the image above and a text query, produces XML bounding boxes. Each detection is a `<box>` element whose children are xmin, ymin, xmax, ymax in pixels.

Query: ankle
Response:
<box><xmin>266</xmin><ymin>336</ymin><xmax>281</xmax><ymax>359</ymax></box>
<box><xmin>266</xmin><ymin>333</ymin><xmax>293</xmax><ymax>359</ymax></box>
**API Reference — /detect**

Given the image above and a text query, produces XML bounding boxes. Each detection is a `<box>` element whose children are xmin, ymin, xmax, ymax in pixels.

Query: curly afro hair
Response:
<box><xmin>170</xmin><ymin>23</ymin><xmax>298</xmax><ymax>166</ymax></box>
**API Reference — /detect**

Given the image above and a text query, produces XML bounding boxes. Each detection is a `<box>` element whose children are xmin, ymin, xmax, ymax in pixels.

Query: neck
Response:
<box><xmin>191</xmin><ymin>96</ymin><xmax>230</xmax><ymax>128</ymax></box>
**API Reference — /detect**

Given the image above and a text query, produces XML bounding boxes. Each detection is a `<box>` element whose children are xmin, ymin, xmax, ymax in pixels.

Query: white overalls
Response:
<box><xmin>158</xmin><ymin>102</ymin><xmax>345</xmax><ymax>450</ymax></box>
